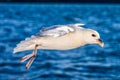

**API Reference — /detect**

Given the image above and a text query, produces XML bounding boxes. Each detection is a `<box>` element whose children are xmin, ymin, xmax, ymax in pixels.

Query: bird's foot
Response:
<box><xmin>26</xmin><ymin>55</ymin><xmax>36</xmax><ymax>70</ymax></box>
<box><xmin>20</xmin><ymin>51</ymin><xmax>36</xmax><ymax>70</ymax></box>
<box><xmin>20</xmin><ymin>53</ymin><xmax>34</xmax><ymax>63</ymax></box>
<box><xmin>20</xmin><ymin>44</ymin><xmax>38</xmax><ymax>70</ymax></box>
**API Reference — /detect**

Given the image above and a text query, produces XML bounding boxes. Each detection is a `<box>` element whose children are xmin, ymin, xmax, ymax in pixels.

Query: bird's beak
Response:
<box><xmin>97</xmin><ymin>39</ymin><xmax>104</xmax><ymax>47</ymax></box>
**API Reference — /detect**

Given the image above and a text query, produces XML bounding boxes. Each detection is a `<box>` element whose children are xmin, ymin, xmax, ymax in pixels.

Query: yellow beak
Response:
<box><xmin>97</xmin><ymin>39</ymin><xmax>104</xmax><ymax>47</ymax></box>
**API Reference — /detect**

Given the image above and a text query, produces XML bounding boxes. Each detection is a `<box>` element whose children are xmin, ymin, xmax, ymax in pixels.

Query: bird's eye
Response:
<box><xmin>92</xmin><ymin>34</ymin><xmax>96</xmax><ymax>37</ymax></box>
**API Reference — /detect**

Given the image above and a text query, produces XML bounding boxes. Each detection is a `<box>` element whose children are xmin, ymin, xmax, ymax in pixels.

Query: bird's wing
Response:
<box><xmin>36</xmin><ymin>25</ymin><xmax>75</xmax><ymax>37</ymax></box>
<box><xmin>68</xmin><ymin>23</ymin><xmax>85</xmax><ymax>27</ymax></box>
<box><xmin>36</xmin><ymin>23</ymin><xmax>85</xmax><ymax>37</ymax></box>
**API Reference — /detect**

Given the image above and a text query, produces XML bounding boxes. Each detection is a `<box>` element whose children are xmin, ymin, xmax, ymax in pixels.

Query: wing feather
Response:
<box><xmin>36</xmin><ymin>25</ymin><xmax>76</xmax><ymax>37</ymax></box>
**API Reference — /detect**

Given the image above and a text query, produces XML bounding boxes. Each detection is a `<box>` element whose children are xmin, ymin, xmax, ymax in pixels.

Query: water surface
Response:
<box><xmin>0</xmin><ymin>4</ymin><xmax>120</xmax><ymax>80</ymax></box>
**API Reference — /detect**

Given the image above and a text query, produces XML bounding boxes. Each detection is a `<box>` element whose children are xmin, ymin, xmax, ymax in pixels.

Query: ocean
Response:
<box><xmin>0</xmin><ymin>4</ymin><xmax>120</xmax><ymax>80</ymax></box>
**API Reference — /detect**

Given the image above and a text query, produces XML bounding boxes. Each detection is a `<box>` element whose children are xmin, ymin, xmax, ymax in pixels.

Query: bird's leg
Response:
<box><xmin>20</xmin><ymin>44</ymin><xmax>39</xmax><ymax>70</ymax></box>
<box><xmin>26</xmin><ymin>56</ymin><xmax>35</xmax><ymax>70</ymax></box>
<box><xmin>20</xmin><ymin>53</ymin><xmax>33</xmax><ymax>63</ymax></box>
<box><xmin>25</xmin><ymin>44</ymin><xmax>38</xmax><ymax>70</ymax></box>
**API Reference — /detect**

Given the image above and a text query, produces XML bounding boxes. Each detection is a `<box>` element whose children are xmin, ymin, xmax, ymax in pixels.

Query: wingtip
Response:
<box><xmin>75</xmin><ymin>23</ymin><xmax>85</xmax><ymax>26</ymax></box>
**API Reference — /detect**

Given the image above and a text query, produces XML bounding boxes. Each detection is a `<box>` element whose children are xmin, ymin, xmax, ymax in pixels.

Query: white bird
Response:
<box><xmin>13</xmin><ymin>23</ymin><xmax>104</xmax><ymax>70</ymax></box>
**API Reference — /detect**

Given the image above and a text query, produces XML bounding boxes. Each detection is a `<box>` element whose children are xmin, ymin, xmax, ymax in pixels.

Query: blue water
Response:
<box><xmin>0</xmin><ymin>4</ymin><xmax>120</xmax><ymax>80</ymax></box>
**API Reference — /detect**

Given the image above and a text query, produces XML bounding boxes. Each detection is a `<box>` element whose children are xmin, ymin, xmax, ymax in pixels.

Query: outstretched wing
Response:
<box><xmin>36</xmin><ymin>25</ymin><xmax>74</xmax><ymax>37</ymax></box>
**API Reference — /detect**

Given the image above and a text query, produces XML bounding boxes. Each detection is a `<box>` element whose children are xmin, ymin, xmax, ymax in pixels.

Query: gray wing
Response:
<box><xmin>36</xmin><ymin>25</ymin><xmax>75</xmax><ymax>37</ymax></box>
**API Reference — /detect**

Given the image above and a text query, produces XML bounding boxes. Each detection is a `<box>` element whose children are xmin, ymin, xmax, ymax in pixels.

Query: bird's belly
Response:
<box><xmin>37</xmin><ymin>34</ymin><xmax>83</xmax><ymax>50</ymax></box>
<box><xmin>39</xmin><ymin>42</ymin><xmax>79</xmax><ymax>50</ymax></box>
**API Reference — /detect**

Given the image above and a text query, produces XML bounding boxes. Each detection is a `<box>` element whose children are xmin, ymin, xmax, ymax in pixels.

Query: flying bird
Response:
<box><xmin>13</xmin><ymin>23</ymin><xmax>104</xmax><ymax>70</ymax></box>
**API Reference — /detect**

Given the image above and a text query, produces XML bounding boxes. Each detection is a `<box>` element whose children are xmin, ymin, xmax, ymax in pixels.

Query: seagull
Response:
<box><xmin>13</xmin><ymin>23</ymin><xmax>104</xmax><ymax>70</ymax></box>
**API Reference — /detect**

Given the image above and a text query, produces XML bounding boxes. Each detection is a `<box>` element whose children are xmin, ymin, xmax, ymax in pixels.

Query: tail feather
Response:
<box><xmin>13</xmin><ymin>35</ymin><xmax>37</xmax><ymax>53</ymax></box>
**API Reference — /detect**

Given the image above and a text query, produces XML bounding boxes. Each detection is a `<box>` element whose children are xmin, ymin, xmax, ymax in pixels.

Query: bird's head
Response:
<box><xmin>83</xmin><ymin>29</ymin><xmax>104</xmax><ymax>47</ymax></box>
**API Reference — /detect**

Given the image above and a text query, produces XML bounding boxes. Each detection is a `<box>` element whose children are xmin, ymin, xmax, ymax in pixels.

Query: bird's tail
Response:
<box><xmin>13</xmin><ymin>36</ymin><xmax>37</xmax><ymax>53</ymax></box>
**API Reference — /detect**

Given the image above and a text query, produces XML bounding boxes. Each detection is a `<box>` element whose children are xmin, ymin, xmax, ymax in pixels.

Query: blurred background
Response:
<box><xmin>0</xmin><ymin>0</ymin><xmax>120</xmax><ymax>80</ymax></box>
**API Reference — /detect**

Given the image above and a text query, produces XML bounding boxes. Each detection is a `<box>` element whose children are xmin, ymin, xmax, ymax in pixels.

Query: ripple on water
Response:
<box><xmin>0</xmin><ymin>4</ymin><xmax>120</xmax><ymax>80</ymax></box>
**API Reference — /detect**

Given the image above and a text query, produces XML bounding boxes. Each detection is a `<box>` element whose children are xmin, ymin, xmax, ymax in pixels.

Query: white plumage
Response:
<box><xmin>13</xmin><ymin>23</ymin><xmax>104</xmax><ymax>70</ymax></box>
<box><xmin>13</xmin><ymin>23</ymin><xmax>84</xmax><ymax>53</ymax></box>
